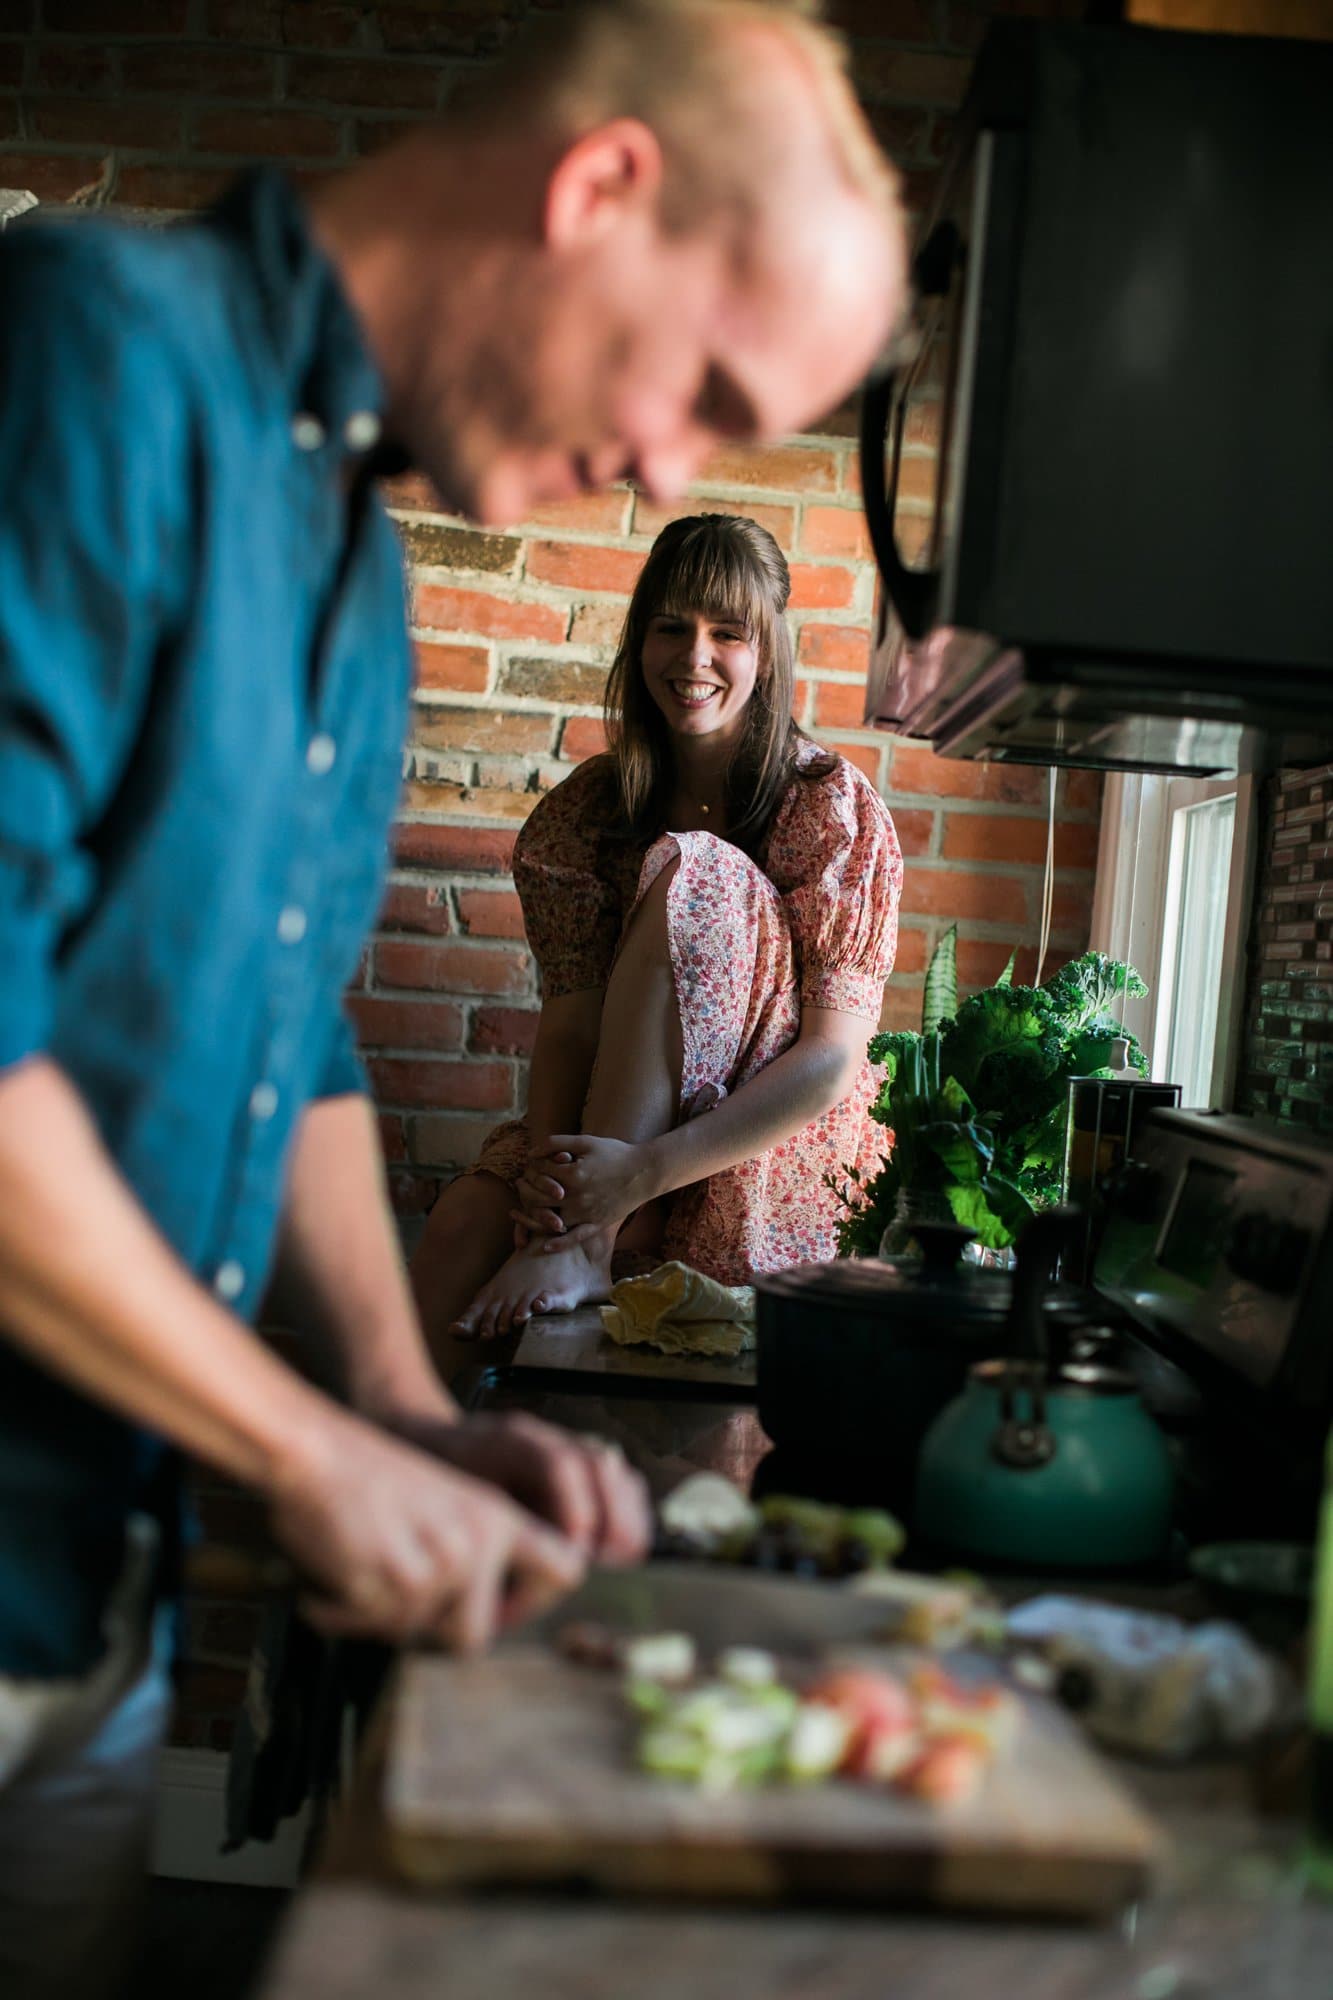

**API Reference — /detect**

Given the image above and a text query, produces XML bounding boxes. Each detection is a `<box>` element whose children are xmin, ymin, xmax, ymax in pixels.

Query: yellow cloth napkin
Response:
<box><xmin>599</xmin><ymin>1260</ymin><xmax>756</xmax><ymax>1359</ymax></box>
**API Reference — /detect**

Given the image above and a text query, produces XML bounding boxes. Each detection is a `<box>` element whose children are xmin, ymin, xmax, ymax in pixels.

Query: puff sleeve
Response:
<box><xmin>767</xmin><ymin>756</ymin><xmax>902</xmax><ymax>1020</ymax></box>
<box><xmin>512</xmin><ymin>757</ymin><xmax>622</xmax><ymax>999</ymax></box>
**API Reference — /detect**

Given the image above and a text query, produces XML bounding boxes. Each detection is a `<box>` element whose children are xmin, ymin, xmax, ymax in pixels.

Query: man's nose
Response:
<box><xmin>634</xmin><ymin>433</ymin><xmax>711</xmax><ymax>507</ymax></box>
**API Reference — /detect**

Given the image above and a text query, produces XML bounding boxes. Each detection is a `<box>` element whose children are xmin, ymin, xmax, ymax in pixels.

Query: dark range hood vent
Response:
<box><xmin>860</xmin><ymin>21</ymin><xmax>1333</xmax><ymax>777</ymax></box>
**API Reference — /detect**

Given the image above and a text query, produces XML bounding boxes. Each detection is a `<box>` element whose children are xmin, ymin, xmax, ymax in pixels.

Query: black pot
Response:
<box><xmin>754</xmin><ymin>1226</ymin><xmax>1016</xmax><ymax>1515</ymax></box>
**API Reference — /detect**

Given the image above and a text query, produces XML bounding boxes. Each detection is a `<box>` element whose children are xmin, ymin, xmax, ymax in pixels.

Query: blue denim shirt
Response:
<box><xmin>0</xmin><ymin>171</ymin><xmax>412</xmax><ymax>1674</ymax></box>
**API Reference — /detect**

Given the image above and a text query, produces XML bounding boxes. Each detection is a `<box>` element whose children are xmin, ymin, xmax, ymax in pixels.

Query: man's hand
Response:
<box><xmin>268</xmin><ymin>1407</ymin><xmax>586</xmax><ymax>1651</ymax></box>
<box><xmin>530</xmin><ymin>1133</ymin><xmax>656</xmax><ymax>1240</ymax></box>
<box><xmin>376</xmin><ymin>1408</ymin><xmax>652</xmax><ymax>1567</ymax></box>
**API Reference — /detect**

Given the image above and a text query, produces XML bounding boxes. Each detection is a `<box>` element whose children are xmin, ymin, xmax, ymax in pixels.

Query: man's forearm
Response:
<box><xmin>0</xmin><ymin>1061</ymin><xmax>609</xmax><ymax>1638</ymax></box>
<box><xmin>267</xmin><ymin>1092</ymin><xmax>458</xmax><ymax>1419</ymax></box>
<box><xmin>0</xmin><ymin>1057</ymin><xmax>338</xmax><ymax>1493</ymax></box>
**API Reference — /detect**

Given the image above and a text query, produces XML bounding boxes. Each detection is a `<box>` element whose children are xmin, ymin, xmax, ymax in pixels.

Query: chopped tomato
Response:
<box><xmin>805</xmin><ymin>1668</ymin><xmax>919</xmax><ymax>1773</ymax></box>
<box><xmin>897</xmin><ymin>1732</ymin><xmax>989</xmax><ymax>1805</ymax></box>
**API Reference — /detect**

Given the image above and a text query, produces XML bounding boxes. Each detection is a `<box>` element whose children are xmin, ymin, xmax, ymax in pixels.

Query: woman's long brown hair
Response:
<box><xmin>604</xmin><ymin>513</ymin><xmax>835</xmax><ymax>854</ymax></box>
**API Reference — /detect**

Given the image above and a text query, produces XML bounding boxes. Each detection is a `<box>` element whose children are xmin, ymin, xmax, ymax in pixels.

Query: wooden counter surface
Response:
<box><xmin>257</xmin><ymin>1321</ymin><xmax>1333</xmax><ymax>2000</ymax></box>
<box><xmin>259</xmin><ymin>1742</ymin><xmax>1331</xmax><ymax>2000</ymax></box>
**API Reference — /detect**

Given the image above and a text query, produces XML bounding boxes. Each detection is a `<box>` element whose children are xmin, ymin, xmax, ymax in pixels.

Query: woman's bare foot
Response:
<box><xmin>451</xmin><ymin>1230</ymin><xmax>616</xmax><ymax>1341</ymax></box>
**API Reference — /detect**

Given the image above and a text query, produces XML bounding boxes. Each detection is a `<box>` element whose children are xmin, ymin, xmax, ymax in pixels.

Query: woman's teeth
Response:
<box><xmin>671</xmin><ymin>682</ymin><xmax>720</xmax><ymax>707</ymax></box>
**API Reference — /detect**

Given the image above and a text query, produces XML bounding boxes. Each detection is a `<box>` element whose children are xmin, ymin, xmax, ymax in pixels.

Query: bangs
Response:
<box><xmin>652</xmin><ymin>534</ymin><xmax>773</xmax><ymax>647</ymax></box>
<box><xmin>607</xmin><ymin>508</ymin><xmax>823</xmax><ymax>856</ymax></box>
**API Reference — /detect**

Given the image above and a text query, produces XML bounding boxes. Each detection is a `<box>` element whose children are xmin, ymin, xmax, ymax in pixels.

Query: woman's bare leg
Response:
<box><xmin>581</xmin><ymin>859</ymin><xmax>684</xmax><ymax>1143</ymax></box>
<box><xmin>409</xmin><ymin>1171</ymin><xmax>515</xmax><ymax>1376</ymax></box>
<box><xmin>451</xmin><ymin>862</ymin><xmax>684</xmax><ymax>1339</ymax></box>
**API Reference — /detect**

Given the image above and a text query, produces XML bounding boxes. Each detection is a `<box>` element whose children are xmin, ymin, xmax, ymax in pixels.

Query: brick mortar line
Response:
<box><xmin>390</xmin><ymin>796</ymin><xmax>1095</xmax><ymax>830</ymax></box>
<box><xmin>411</xmin><ymin>599</ymin><xmax>877</xmax><ymax>628</ymax></box>
<box><xmin>405</xmin><ymin>545</ymin><xmax>876</xmax><ymax>579</ymax></box>
<box><xmin>0</xmin><ymin>134</ymin><xmax>354</xmax><ymax>167</ymax></box>
<box><xmin>400</xmin><ymin>730</ymin><xmax>1102</xmax><ymax>823</ymax></box>
<box><xmin>370</xmin><ymin>1051</ymin><xmax>525</xmax><ymax>1069</ymax></box>
<box><xmin>395</xmin><ymin>496</ymin><xmax>929</xmax><ymax>541</ymax></box>
<box><xmin>411</xmin><ymin>692</ymin><xmax>607</xmax><ymax>714</ymax></box>
<box><xmin>380</xmin><ymin>828</ymin><xmax>1098</xmax><ymax>880</ymax></box>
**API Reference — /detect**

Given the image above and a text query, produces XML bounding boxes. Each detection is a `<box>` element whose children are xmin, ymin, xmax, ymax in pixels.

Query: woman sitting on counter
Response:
<box><xmin>412</xmin><ymin>513</ymin><xmax>903</xmax><ymax>1342</ymax></box>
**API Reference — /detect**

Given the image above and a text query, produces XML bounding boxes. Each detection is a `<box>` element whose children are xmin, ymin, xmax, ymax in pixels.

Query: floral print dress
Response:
<box><xmin>468</xmin><ymin>743</ymin><xmax>903</xmax><ymax>1282</ymax></box>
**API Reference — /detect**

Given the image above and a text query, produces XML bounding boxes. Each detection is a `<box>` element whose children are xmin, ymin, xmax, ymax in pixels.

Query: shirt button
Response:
<box><xmin>291</xmin><ymin>412</ymin><xmax>326</xmax><ymax>452</ymax></box>
<box><xmin>306</xmin><ymin>733</ymin><xmax>337</xmax><ymax>776</ymax></box>
<box><xmin>249</xmin><ymin>1081</ymin><xmax>279</xmax><ymax>1122</ymax></box>
<box><xmin>344</xmin><ymin>410</ymin><xmax>381</xmax><ymax>452</ymax></box>
<box><xmin>214</xmin><ymin>1260</ymin><xmax>246</xmax><ymax>1303</ymax></box>
<box><xmin>277</xmin><ymin>905</ymin><xmax>307</xmax><ymax>945</ymax></box>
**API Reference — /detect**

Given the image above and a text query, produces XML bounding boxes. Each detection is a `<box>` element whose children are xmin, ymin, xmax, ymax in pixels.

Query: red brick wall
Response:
<box><xmin>1241</xmin><ymin>766</ymin><xmax>1333</xmax><ymax>1137</ymax></box>
<box><xmin>0</xmin><ymin>0</ymin><xmax>1102</xmax><ymax>1239</ymax></box>
<box><xmin>0</xmin><ymin>0</ymin><xmax>1101</xmax><ymax>1756</ymax></box>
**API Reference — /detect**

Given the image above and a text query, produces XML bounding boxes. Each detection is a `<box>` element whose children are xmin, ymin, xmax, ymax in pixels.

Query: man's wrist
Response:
<box><xmin>346</xmin><ymin>1335</ymin><xmax>460</xmax><ymax>1427</ymax></box>
<box><xmin>250</xmin><ymin>1370</ymin><xmax>349</xmax><ymax>1505</ymax></box>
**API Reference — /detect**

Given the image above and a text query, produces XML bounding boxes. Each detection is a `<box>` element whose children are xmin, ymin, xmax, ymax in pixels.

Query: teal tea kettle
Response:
<box><xmin>913</xmin><ymin>1209</ymin><xmax>1174</xmax><ymax>1569</ymax></box>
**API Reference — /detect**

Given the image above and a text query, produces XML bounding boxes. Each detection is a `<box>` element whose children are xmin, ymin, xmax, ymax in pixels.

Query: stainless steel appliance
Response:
<box><xmin>1095</xmin><ymin>1109</ymin><xmax>1333</xmax><ymax>1537</ymax></box>
<box><xmin>860</xmin><ymin>21</ymin><xmax>1333</xmax><ymax>776</ymax></box>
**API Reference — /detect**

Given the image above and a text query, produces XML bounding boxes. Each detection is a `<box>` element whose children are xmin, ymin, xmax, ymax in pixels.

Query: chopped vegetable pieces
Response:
<box><xmin>718</xmin><ymin>1646</ymin><xmax>779</xmax><ymax>1689</ymax></box>
<box><xmin>655</xmin><ymin>1481</ymin><xmax>905</xmax><ymax>1579</ymax></box>
<box><xmin>620</xmin><ymin>1639</ymin><xmax>1015</xmax><ymax>1805</ymax></box>
<box><xmin>622</xmin><ymin>1632</ymin><xmax>696</xmax><ymax>1685</ymax></box>
<box><xmin>784</xmin><ymin>1702</ymin><xmax>852</xmax><ymax>1782</ymax></box>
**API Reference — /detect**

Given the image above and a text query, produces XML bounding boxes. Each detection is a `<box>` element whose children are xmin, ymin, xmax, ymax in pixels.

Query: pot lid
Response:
<box><xmin>754</xmin><ymin>1254</ymin><xmax>1014</xmax><ymax>1328</ymax></box>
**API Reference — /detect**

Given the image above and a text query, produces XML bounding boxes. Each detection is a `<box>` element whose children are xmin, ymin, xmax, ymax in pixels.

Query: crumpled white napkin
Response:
<box><xmin>600</xmin><ymin>1260</ymin><xmax>755</xmax><ymax>1358</ymax></box>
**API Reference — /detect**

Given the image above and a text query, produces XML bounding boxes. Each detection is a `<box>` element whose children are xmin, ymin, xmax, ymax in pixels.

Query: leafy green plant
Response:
<box><xmin>828</xmin><ymin>929</ymin><xmax>1149</xmax><ymax>1255</ymax></box>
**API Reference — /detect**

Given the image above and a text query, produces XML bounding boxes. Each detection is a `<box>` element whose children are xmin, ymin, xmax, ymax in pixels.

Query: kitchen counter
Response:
<box><xmin>256</xmin><ymin>1315</ymin><xmax>1333</xmax><ymax>2000</ymax></box>
<box><xmin>257</xmin><ymin>1681</ymin><xmax>1330</xmax><ymax>2000</ymax></box>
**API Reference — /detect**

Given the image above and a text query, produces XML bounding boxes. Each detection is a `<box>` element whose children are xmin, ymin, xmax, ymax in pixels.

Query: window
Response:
<box><xmin>1089</xmin><ymin>773</ymin><xmax>1257</xmax><ymax>1108</ymax></box>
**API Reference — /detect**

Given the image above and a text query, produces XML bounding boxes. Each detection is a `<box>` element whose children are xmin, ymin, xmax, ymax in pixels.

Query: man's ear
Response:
<box><xmin>543</xmin><ymin>118</ymin><xmax>664</xmax><ymax>249</ymax></box>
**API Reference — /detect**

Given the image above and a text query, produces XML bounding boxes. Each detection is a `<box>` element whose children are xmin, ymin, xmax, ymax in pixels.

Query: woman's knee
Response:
<box><xmin>419</xmin><ymin>1170</ymin><xmax>512</xmax><ymax>1252</ymax></box>
<box><xmin>673</xmin><ymin>831</ymin><xmax>786</xmax><ymax>924</ymax></box>
<box><xmin>620</xmin><ymin>853</ymin><xmax>680</xmax><ymax>958</ymax></box>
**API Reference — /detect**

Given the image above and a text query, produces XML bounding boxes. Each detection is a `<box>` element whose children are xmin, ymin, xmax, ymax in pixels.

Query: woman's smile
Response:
<box><xmin>642</xmin><ymin>611</ymin><xmax>759</xmax><ymax>741</ymax></box>
<box><xmin>668</xmin><ymin>679</ymin><xmax>723</xmax><ymax>709</ymax></box>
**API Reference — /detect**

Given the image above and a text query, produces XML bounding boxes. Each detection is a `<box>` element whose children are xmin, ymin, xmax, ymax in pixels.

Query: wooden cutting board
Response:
<box><xmin>382</xmin><ymin>1568</ymin><xmax>1159</xmax><ymax>1919</ymax></box>
<box><xmin>511</xmin><ymin>1307</ymin><xmax>757</xmax><ymax>1394</ymax></box>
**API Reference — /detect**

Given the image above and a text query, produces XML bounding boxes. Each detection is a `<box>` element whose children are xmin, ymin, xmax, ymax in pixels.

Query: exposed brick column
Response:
<box><xmin>1242</xmin><ymin>768</ymin><xmax>1333</xmax><ymax>1135</ymax></box>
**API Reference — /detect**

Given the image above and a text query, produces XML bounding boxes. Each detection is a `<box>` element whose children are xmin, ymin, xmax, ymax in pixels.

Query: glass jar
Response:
<box><xmin>878</xmin><ymin>1187</ymin><xmax>963</xmax><ymax>1269</ymax></box>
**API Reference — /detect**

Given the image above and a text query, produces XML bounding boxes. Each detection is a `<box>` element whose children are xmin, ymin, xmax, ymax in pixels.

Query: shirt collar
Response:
<box><xmin>207</xmin><ymin>167</ymin><xmax>386</xmax><ymax>456</ymax></box>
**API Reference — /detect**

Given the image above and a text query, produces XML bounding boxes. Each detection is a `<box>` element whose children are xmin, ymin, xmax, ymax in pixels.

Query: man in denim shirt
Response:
<box><xmin>0</xmin><ymin>1</ymin><xmax>906</xmax><ymax>1990</ymax></box>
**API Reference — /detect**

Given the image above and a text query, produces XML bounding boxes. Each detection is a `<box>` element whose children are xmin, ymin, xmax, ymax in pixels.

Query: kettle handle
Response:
<box><xmin>1008</xmin><ymin>1207</ymin><xmax>1084</xmax><ymax>1367</ymax></box>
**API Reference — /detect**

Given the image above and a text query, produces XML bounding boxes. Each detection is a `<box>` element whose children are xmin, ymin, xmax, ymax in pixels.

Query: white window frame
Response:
<box><xmin>1089</xmin><ymin>770</ymin><xmax>1259</xmax><ymax>1108</ymax></box>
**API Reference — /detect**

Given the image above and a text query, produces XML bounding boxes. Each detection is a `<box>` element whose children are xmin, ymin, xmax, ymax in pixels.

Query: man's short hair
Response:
<box><xmin>451</xmin><ymin>0</ymin><xmax>900</xmax><ymax>238</ymax></box>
